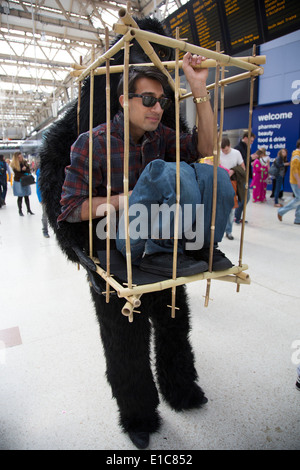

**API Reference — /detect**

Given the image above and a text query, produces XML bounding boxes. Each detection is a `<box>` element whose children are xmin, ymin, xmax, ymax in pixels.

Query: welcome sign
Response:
<box><xmin>252</xmin><ymin>103</ymin><xmax>300</xmax><ymax>192</ymax></box>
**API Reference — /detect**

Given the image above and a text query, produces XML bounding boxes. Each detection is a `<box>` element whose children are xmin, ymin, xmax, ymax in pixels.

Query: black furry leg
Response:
<box><xmin>91</xmin><ymin>286</ymin><xmax>161</xmax><ymax>434</ymax></box>
<box><xmin>147</xmin><ymin>285</ymin><xmax>207</xmax><ymax>411</ymax></box>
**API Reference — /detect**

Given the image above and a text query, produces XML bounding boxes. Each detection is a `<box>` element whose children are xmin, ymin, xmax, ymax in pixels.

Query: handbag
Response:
<box><xmin>269</xmin><ymin>164</ymin><xmax>279</xmax><ymax>178</ymax></box>
<box><xmin>20</xmin><ymin>174</ymin><xmax>35</xmax><ymax>186</ymax></box>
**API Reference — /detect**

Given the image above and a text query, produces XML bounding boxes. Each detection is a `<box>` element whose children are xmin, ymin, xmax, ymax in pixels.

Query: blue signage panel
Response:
<box><xmin>252</xmin><ymin>102</ymin><xmax>300</xmax><ymax>192</ymax></box>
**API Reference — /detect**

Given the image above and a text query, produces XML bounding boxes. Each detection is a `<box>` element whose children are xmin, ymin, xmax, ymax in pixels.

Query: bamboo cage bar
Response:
<box><xmin>204</xmin><ymin>41</ymin><xmax>221</xmax><ymax>308</ymax></box>
<box><xmin>123</xmin><ymin>37</ymin><xmax>133</xmax><ymax>318</ymax></box>
<box><xmin>213</xmin><ymin>275</ymin><xmax>251</xmax><ymax>285</ymax></box>
<box><xmin>116</xmin><ymin>9</ymin><xmax>176</xmax><ymax>93</ymax></box>
<box><xmin>76</xmin><ymin>31</ymin><xmax>132</xmax><ymax>83</ymax></box>
<box><xmin>126</xmin><ymin>27</ymin><xmax>262</xmax><ymax>72</ymax></box>
<box><xmin>237</xmin><ymin>48</ymin><xmax>256</xmax><ymax>289</ymax></box>
<box><xmin>76</xmin><ymin>56</ymin><xmax>82</xmax><ymax>135</ymax></box>
<box><xmin>88</xmin><ymin>47</ymin><xmax>95</xmax><ymax>258</ymax></box>
<box><xmin>70</xmin><ymin>56</ymin><xmax>266</xmax><ymax>76</ymax></box>
<box><xmin>105</xmin><ymin>28</ymin><xmax>112</xmax><ymax>303</ymax></box>
<box><xmin>170</xmin><ymin>27</ymin><xmax>181</xmax><ymax>319</ymax></box>
<box><xmin>94</xmin><ymin>262</ymin><xmax>249</xmax><ymax>299</ymax></box>
<box><xmin>218</xmin><ymin>65</ymin><xmax>226</xmax><ymax>165</ymax></box>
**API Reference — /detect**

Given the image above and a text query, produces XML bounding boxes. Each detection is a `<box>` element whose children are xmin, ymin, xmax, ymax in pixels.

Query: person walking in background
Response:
<box><xmin>273</xmin><ymin>148</ymin><xmax>290</xmax><ymax>207</ymax></box>
<box><xmin>10</xmin><ymin>151</ymin><xmax>35</xmax><ymax>216</ymax></box>
<box><xmin>220</xmin><ymin>137</ymin><xmax>246</xmax><ymax>240</ymax></box>
<box><xmin>251</xmin><ymin>148</ymin><xmax>270</xmax><ymax>203</ymax></box>
<box><xmin>36</xmin><ymin>166</ymin><xmax>50</xmax><ymax>237</ymax></box>
<box><xmin>270</xmin><ymin>148</ymin><xmax>288</xmax><ymax>200</ymax></box>
<box><xmin>234</xmin><ymin>131</ymin><xmax>256</xmax><ymax>224</ymax></box>
<box><xmin>5</xmin><ymin>158</ymin><xmax>12</xmax><ymax>187</ymax></box>
<box><xmin>0</xmin><ymin>154</ymin><xmax>8</xmax><ymax>208</ymax></box>
<box><xmin>278</xmin><ymin>139</ymin><xmax>300</xmax><ymax>224</ymax></box>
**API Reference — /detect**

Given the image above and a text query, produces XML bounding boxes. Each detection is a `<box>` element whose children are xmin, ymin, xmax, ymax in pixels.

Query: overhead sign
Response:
<box><xmin>164</xmin><ymin>0</ymin><xmax>300</xmax><ymax>55</ymax></box>
<box><xmin>252</xmin><ymin>103</ymin><xmax>300</xmax><ymax>191</ymax></box>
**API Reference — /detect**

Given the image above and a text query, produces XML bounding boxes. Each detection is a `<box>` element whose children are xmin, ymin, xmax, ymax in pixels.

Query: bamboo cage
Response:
<box><xmin>73</xmin><ymin>7</ymin><xmax>265</xmax><ymax>322</ymax></box>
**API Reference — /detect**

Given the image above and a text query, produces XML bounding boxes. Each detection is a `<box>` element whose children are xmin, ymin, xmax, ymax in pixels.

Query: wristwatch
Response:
<box><xmin>193</xmin><ymin>92</ymin><xmax>211</xmax><ymax>104</ymax></box>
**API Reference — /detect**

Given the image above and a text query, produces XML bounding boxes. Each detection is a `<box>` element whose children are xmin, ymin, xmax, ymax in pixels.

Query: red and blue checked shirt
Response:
<box><xmin>58</xmin><ymin>111</ymin><xmax>200</xmax><ymax>222</ymax></box>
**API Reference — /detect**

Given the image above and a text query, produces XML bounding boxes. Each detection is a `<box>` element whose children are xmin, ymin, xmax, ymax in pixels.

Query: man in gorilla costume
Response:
<box><xmin>39</xmin><ymin>17</ymin><xmax>232</xmax><ymax>449</ymax></box>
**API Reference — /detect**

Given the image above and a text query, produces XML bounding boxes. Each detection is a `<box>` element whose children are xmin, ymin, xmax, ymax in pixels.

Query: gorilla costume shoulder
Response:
<box><xmin>39</xmin><ymin>17</ymin><xmax>189</xmax><ymax>264</ymax></box>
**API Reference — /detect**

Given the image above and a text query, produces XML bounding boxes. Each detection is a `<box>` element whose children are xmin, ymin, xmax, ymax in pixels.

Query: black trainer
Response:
<box><xmin>296</xmin><ymin>377</ymin><xmax>300</xmax><ymax>391</ymax></box>
<box><xmin>139</xmin><ymin>252</ymin><xmax>208</xmax><ymax>277</ymax></box>
<box><xmin>187</xmin><ymin>245</ymin><xmax>233</xmax><ymax>271</ymax></box>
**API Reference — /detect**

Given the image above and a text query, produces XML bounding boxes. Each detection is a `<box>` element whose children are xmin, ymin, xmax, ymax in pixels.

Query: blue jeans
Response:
<box><xmin>225</xmin><ymin>208</ymin><xmax>235</xmax><ymax>235</ymax></box>
<box><xmin>117</xmin><ymin>160</ymin><xmax>234</xmax><ymax>265</ymax></box>
<box><xmin>234</xmin><ymin>187</ymin><xmax>250</xmax><ymax>222</ymax></box>
<box><xmin>278</xmin><ymin>184</ymin><xmax>300</xmax><ymax>223</ymax></box>
<box><xmin>274</xmin><ymin>175</ymin><xmax>283</xmax><ymax>204</ymax></box>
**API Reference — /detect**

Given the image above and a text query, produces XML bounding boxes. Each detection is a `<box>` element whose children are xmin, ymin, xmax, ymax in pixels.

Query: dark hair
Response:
<box><xmin>296</xmin><ymin>138</ymin><xmax>300</xmax><ymax>149</ymax></box>
<box><xmin>221</xmin><ymin>137</ymin><xmax>230</xmax><ymax>149</ymax></box>
<box><xmin>277</xmin><ymin>148</ymin><xmax>288</xmax><ymax>160</ymax></box>
<box><xmin>117</xmin><ymin>66</ymin><xmax>169</xmax><ymax>98</ymax></box>
<box><xmin>242</xmin><ymin>132</ymin><xmax>256</xmax><ymax>139</ymax></box>
<box><xmin>0</xmin><ymin>155</ymin><xmax>4</xmax><ymax>162</ymax></box>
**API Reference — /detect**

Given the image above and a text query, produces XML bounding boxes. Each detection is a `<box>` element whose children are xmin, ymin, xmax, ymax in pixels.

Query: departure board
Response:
<box><xmin>164</xmin><ymin>5</ymin><xmax>194</xmax><ymax>58</ymax></box>
<box><xmin>222</xmin><ymin>0</ymin><xmax>261</xmax><ymax>54</ymax></box>
<box><xmin>164</xmin><ymin>0</ymin><xmax>300</xmax><ymax>57</ymax></box>
<box><xmin>192</xmin><ymin>0</ymin><xmax>225</xmax><ymax>50</ymax></box>
<box><xmin>262</xmin><ymin>0</ymin><xmax>300</xmax><ymax>41</ymax></box>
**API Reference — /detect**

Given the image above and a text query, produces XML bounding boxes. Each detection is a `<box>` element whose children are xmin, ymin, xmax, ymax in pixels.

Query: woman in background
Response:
<box><xmin>251</xmin><ymin>148</ymin><xmax>270</xmax><ymax>202</ymax></box>
<box><xmin>10</xmin><ymin>151</ymin><xmax>34</xmax><ymax>216</ymax></box>
<box><xmin>273</xmin><ymin>148</ymin><xmax>290</xmax><ymax>207</ymax></box>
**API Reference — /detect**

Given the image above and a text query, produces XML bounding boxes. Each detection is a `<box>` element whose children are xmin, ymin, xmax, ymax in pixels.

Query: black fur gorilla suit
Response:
<box><xmin>39</xmin><ymin>17</ymin><xmax>207</xmax><ymax>443</ymax></box>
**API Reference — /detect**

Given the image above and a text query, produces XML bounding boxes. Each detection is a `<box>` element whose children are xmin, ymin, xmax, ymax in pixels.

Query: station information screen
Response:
<box><xmin>163</xmin><ymin>4</ymin><xmax>194</xmax><ymax>57</ymax></box>
<box><xmin>221</xmin><ymin>0</ymin><xmax>261</xmax><ymax>54</ymax></box>
<box><xmin>261</xmin><ymin>0</ymin><xmax>300</xmax><ymax>41</ymax></box>
<box><xmin>164</xmin><ymin>0</ymin><xmax>300</xmax><ymax>55</ymax></box>
<box><xmin>192</xmin><ymin>0</ymin><xmax>225</xmax><ymax>50</ymax></box>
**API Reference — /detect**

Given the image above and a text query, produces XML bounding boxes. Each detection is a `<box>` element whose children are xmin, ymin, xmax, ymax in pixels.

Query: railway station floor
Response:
<box><xmin>0</xmin><ymin>183</ymin><xmax>299</xmax><ymax>450</ymax></box>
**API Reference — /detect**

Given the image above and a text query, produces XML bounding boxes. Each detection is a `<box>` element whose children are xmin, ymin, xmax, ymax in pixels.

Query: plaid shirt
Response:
<box><xmin>58</xmin><ymin>111</ymin><xmax>200</xmax><ymax>222</ymax></box>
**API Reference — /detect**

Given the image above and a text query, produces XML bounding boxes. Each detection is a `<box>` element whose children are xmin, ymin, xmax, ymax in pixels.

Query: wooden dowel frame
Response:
<box><xmin>105</xmin><ymin>28</ymin><xmax>112</xmax><ymax>303</ymax></box>
<box><xmin>94</xmin><ymin>261</ymin><xmax>249</xmax><ymax>299</ymax></box>
<box><xmin>124</xmin><ymin>27</ymin><xmax>262</xmax><ymax>72</ymax></box>
<box><xmin>204</xmin><ymin>41</ymin><xmax>221</xmax><ymax>308</ymax></box>
<box><xmin>75</xmin><ymin>7</ymin><xmax>255</xmax><ymax>320</ymax></box>
<box><xmin>70</xmin><ymin>56</ymin><xmax>266</xmax><ymax>76</ymax></box>
<box><xmin>88</xmin><ymin>46</ymin><xmax>95</xmax><ymax>258</ymax></box>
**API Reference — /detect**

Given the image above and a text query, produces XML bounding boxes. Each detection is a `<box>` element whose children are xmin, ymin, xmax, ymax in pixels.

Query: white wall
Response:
<box><xmin>258</xmin><ymin>29</ymin><xmax>300</xmax><ymax>105</ymax></box>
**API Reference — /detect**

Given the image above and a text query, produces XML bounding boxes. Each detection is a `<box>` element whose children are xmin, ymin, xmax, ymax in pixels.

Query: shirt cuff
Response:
<box><xmin>65</xmin><ymin>205</ymin><xmax>82</xmax><ymax>223</ymax></box>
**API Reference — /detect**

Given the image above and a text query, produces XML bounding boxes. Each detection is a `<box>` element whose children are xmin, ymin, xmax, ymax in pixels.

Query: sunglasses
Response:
<box><xmin>128</xmin><ymin>93</ymin><xmax>171</xmax><ymax>110</ymax></box>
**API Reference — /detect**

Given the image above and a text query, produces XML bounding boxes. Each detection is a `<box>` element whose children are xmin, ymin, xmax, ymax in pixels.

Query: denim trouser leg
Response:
<box><xmin>116</xmin><ymin>160</ymin><xmax>201</xmax><ymax>265</ymax></box>
<box><xmin>191</xmin><ymin>164</ymin><xmax>235</xmax><ymax>246</ymax></box>
<box><xmin>274</xmin><ymin>175</ymin><xmax>283</xmax><ymax>204</ymax></box>
<box><xmin>278</xmin><ymin>184</ymin><xmax>300</xmax><ymax>223</ymax></box>
<box><xmin>235</xmin><ymin>187</ymin><xmax>250</xmax><ymax>221</ymax></box>
<box><xmin>41</xmin><ymin>203</ymin><xmax>49</xmax><ymax>234</ymax></box>
<box><xmin>225</xmin><ymin>208</ymin><xmax>234</xmax><ymax>235</ymax></box>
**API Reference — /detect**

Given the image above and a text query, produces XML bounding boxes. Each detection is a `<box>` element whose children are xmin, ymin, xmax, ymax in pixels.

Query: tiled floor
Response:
<box><xmin>0</xmin><ymin>183</ymin><xmax>299</xmax><ymax>450</ymax></box>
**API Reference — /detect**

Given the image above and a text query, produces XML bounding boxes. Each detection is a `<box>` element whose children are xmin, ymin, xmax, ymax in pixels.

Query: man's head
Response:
<box><xmin>242</xmin><ymin>131</ymin><xmax>255</xmax><ymax>146</ymax></box>
<box><xmin>117</xmin><ymin>67</ymin><xmax>170</xmax><ymax>143</ymax></box>
<box><xmin>221</xmin><ymin>137</ymin><xmax>231</xmax><ymax>154</ymax></box>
